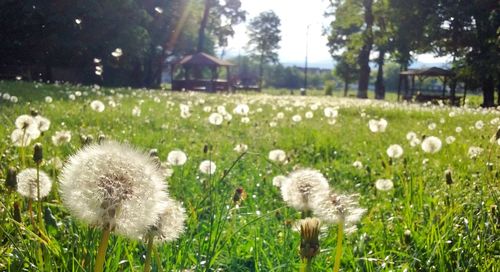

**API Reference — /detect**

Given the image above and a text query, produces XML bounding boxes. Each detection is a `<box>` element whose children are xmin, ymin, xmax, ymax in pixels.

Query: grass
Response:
<box><xmin>0</xmin><ymin>80</ymin><xmax>499</xmax><ymax>271</ymax></box>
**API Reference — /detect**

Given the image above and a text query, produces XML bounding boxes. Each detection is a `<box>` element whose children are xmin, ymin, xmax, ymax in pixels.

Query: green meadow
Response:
<box><xmin>1</xmin><ymin>81</ymin><xmax>499</xmax><ymax>271</ymax></box>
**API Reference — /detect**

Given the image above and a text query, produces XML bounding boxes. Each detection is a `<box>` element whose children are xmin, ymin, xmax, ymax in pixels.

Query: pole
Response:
<box><xmin>303</xmin><ymin>25</ymin><xmax>310</xmax><ymax>96</ymax></box>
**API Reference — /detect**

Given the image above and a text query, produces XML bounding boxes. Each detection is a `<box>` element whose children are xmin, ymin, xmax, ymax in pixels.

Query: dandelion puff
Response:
<box><xmin>375</xmin><ymin>179</ymin><xmax>393</xmax><ymax>191</ymax></box>
<box><xmin>410</xmin><ymin>138</ymin><xmax>421</xmax><ymax>147</ymax></box>
<box><xmin>59</xmin><ymin>141</ymin><xmax>169</xmax><ymax>239</ymax></box>
<box><xmin>474</xmin><ymin>120</ymin><xmax>484</xmax><ymax>130</ymax></box>
<box><xmin>34</xmin><ymin>116</ymin><xmax>50</xmax><ymax>132</ymax></box>
<box><xmin>292</xmin><ymin>114</ymin><xmax>302</xmax><ymax>123</ymax></box>
<box><xmin>208</xmin><ymin>112</ymin><xmax>223</xmax><ymax>125</ymax></box>
<box><xmin>199</xmin><ymin>160</ymin><xmax>216</xmax><ymax>175</ymax></box>
<box><xmin>386</xmin><ymin>144</ymin><xmax>403</xmax><ymax>159</ymax></box>
<box><xmin>368</xmin><ymin>118</ymin><xmax>387</xmax><ymax>133</ymax></box>
<box><xmin>17</xmin><ymin>168</ymin><xmax>52</xmax><ymax>200</ymax></box>
<box><xmin>352</xmin><ymin>161</ymin><xmax>363</xmax><ymax>169</ymax></box>
<box><xmin>52</xmin><ymin>130</ymin><xmax>72</xmax><ymax>146</ymax></box>
<box><xmin>269</xmin><ymin>149</ymin><xmax>287</xmax><ymax>163</ymax></box>
<box><xmin>132</xmin><ymin>106</ymin><xmax>141</xmax><ymax>117</ymax></box>
<box><xmin>312</xmin><ymin>190</ymin><xmax>366</xmax><ymax>226</ymax></box>
<box><xmin>167</xmin><ymin>150</ymin><xmax>187</xmax><ymax>166</ymax></box>
<box><xmin>233</xmin><ymin>143</ymin><xmax>248</xmax><ymax>153</ymax></box>
<box><xmin>11</xmin><ymin>128</ymin><xmax>33</xmax><ymax>147</ymax></box>
<box><xmin>45</xmin><ymin>96</ymin><xmax>53</xmax><ymax>103</ymax></box>
<box><xmin>467</xmin><ymin>146</ymin><xmax>483</xmax><ymax>159</ymax></box>
<box><xmin>280</xmin><ymin>169</ymin><xmax>330</xmax><ymax>212</ymax></box>
<box><xmin>305</xmin><ymin>111</ymin><xmax>314</xmax><ymax>119</ymax></box>
<box><xmin>272</xmin><ymin>175</ymin><xmax>287</xmax><ymax>188</ymax></box>
<box><xmin>406</xmin><ymin>132</ymin><xmax>417</xmax><ymax>141</ymax></box>
<box><xmin>146</xmin><ymin>198</ymin><xmax>186</xmax><ymax>243</ymax></box>
<box><xmin>421</xmin><ymin>136</ymin><xmax>442</xmax><ymax>153</ymax></box>
<box><xmin>324</xmin><ymin>107</ymin><xmax>338</xmax><ymax>118</ymax></box>
<box><xmin>15</xmin><ymin>114</ymin><xmax>35</xmax><ymax>129</ymax></box>
<box><xmin>90</xmin><ymin>100</ymin><xmax>105</xmax><ymax>112</ymax></box>
<box><xmin>233</xmin><ymin>104</ymin><xmax>250</xmax><ymax>115</ymax></box>
<box><xmin>445</xmin><ymin>136</ymin><xmax>456</xmax><ymax>144</ymax></box>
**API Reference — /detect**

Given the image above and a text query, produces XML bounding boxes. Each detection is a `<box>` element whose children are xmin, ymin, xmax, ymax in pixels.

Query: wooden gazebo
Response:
<box><xmin>397</xmin><ymin>67</ymin><xmax>465</xmax><ymax>105</ymax></box>
<box><xmin>171</xmin><ymin>52</ymin><xmax>233</xmax><ymax>92</ymax></box>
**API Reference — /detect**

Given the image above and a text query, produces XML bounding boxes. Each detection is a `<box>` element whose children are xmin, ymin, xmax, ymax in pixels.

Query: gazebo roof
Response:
<box><xmin>400</xmin><ymin>67</ymin><xmax>455</xmax><ymax>77</ymax></box>
<box><xmin>176</xmin><ymin>52</ymin><xmax>233</xmax><ymax>67</ymax></box>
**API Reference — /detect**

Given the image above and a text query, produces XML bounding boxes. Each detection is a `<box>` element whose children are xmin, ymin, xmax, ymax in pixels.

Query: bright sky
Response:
<box><xmin>223</xmin><ymin>0</ymin><xmax>452</xmax><ymax>67</ymax></box>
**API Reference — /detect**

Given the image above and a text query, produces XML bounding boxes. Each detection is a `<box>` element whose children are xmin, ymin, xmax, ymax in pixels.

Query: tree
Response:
<box><xmin>334</xmin><ymin>53</ymin><xmax>359</xmax><ymax>96</ymax></box>
<box><xmin>356</xmin><ymin>0</ymin><xmax>374</xmax><ymax>98</ymax></box>
<box><xmin>246</xmin><ymin>11</ymin><xmax>281</xmax><ymax>90</ymax></box>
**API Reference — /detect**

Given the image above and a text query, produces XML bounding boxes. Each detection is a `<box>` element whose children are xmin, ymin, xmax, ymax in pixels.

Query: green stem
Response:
<box><xmin>333</xmin><ymin>222</ymin><xmax>344</xmax><ymax>272</ymax></box>
<box><xmin>154</xmin><ymin>245</ymin><xmax>162</xmax><ymax>272</ymax></box>
<box><xmin>94</xmin><ymin>227</ymin><xmax>111</xmax><ymax>272</ymax></box>
<box><xmin>143</xmin><ymin>235</ymin><xmax>154</xmax><ymax>272</ymax></box>
<box><xmin>36</xmin><ymin>165</ymin><xmax>44</xmax><ymax>230</ymax></box>
<box><xmin>300</xmin><ymin>258</ymin><xmax>313</xmax><ymax>272</ymax></box>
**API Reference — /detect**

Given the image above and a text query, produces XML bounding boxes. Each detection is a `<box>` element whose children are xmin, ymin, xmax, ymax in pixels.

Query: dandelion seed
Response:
<box><xmin>272</xmin><ymin>175</ymin><xmax>287</xmax><ymax>187</ymax></box>
<box><xmin>59</xmin><ymin>141</ymin><xmax>169</xmax><ymax>238</ymax></box>
<box><xmin>111</xmin><ymin>48</ymin><xmax>123</xmax><ymax>58</ymax></box>
<box><xmin>208</xmin><ymin>112</ymin><xmax>223</xmax><ymax>125</ymax></box>
<box><xmin>52</xmin><ymin>130</ymin><xmax>72</xmax><ymax>146</ymax></box>
<box><xmin>90</xmin><ymin>100</ymin><xmax>105</xmax><ymax>112</ymax></box>
<box><xmin>17</xmin><ymin>168</ymin><xmax>52</xmax><ymax>200</ymax></box>
<box><xmin>421</xmin><ymin>136</ymin><xmax>442</xmax><ymax>154</ymax></box>
<box><xmin>352</xmin><ymin>161</ymin><xmax>363</xmax><ymax>169</ymax></box>
<box><xmin>75</xmin><ymin>18</ymin><xmax>82</xmax><ymax>24</ymax></box>
<box><xmin>167</xmin><ymin>150</ymin><xmax>187</xmax><ymax>166</ymax></box>
<box><xmin>375</xmin><ymin>179</ymin><xmax>393</xmax><ymax>191</ymax></box>
<box><xmin>386</xmin><ymin>144</ymin><xmax>403</xmax><ymax>159</ymax></box>
<box><xmin>154</xmin><ymin>7</ymin><xmax>164</xmax><ymax>14</ymax></box>
<box><xmin>233</xmin><ymin>143</ymin><xmax>248</xmax><ymax>153</ymax></box>
<box><xmin>268</xmin><ymin>149</ymin><xmax>287</xmax><ymax>163</ymax></box>
<box><xmin>199</xmin><ymin>160</ymin><xmax>216</xmax><ymax>175</ymax></box>
<box><xmin>280</xmin><ymin>169</ymin><xmax>330</xmax><ymax>212</ymax></box>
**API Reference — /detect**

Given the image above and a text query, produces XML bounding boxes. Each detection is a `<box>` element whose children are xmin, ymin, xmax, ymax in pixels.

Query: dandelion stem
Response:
<box><xmin>36</xmin><ymin>165</ymin><xmax>44</xmax><ymax>230</ymax></box>
<box><xmin>300</xmin><ymin>258</ymin><xmax>313</xmax><ymax>272</ymax></box>
<box><xmin>94</xmin><ymin>227</ymin><xmax>111</xmax><ymax>272</ymax></box>
<box><xmin>333</xmin><ymin>222</ymin><xmax>344</xmax><ymax>272</ymax></box>
<box><xmin>143</xmin><ymin>234</ymin><xmax>154</xmax><ymax>272</ymax></box>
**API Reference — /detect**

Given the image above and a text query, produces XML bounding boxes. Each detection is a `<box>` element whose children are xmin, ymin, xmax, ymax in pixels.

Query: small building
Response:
<box><xmin>170</xmin><ymin>52</ymin><xmax>233</xmax><ymax>92</ymax></box>
<box><xmin>398</xmin><ymin>67</ymin><xmax>466</xmax><ymax>105</ymax></box>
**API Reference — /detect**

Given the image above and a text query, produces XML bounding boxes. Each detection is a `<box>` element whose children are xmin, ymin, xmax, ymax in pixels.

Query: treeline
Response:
<box><xmin>327</xmin><ymin>0</ymin><xmax>499</xmax><ymax>106</ymax></box>
<box><xmin>0</xmin><ymin>0</ymin><xmax>245</xmax><ymax>88</ymax></box>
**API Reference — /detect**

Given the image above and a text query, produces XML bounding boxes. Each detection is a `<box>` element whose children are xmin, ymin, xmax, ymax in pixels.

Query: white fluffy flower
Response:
<box><xmin>52</xmin><ymin>130</ymin><xmax>72</xmax><ymax>146</ymax></box>
<box><xmin>208</xmin><ymin>112</ymin><xmax>224</xmax><ymax>125</ymax></box>
<box><xmin>233</xmin><ymin>104</ymin><xmax>250</xmax><ymax>115</ymax></box>
<box><xmin>368</xmin><ymin>118</ymin><xmax>387</xmax><ymax>133</ymax></box>
<box><xmin>11</xmin><ymin>128</ymin><xmax>37</xmax><ymax>147</ymax></box>
<box><xmin>386</xmin><ymin>144</ymin><xmax>403</xmax><ymax>159</ymax></box>
<box><xmin>17</xmin><ymin>168</ymin><xmax>53</xmax><ymax>200</ymax></box>
<box><xmin>445</xmin><ymin>136</ymin><xmax>456</xmax><ymax>144</ymax></box>
<box><xmin>59</xmin><ymin>141</ymin><xmax>169</xmax><ymax>239</ymax></box>
<box><xmin>352</xmin><ymin>161</ymin><xmax>363</xmax><ymax>169</ymax></box>
<box><xmin>421</xmin><ymin>136</ymin><xmax>442</xmax><ymax>154</ymax></box>
<box><xmin>292</xmin><ymin>114</ymin><xmax>302</xmax><ymax>122</ymax></box>
<box><xmin>199</xmin><ymin>160</ymin><xmax>216</xmax><ymax>175</ymax></box>
<box><xmin>167</xmin><ymin>150</ymin><xmax>187</xmax><ymax>166</ymax></box>
<box><xmin>45</xmin><ymin>96</ymin><xmax>53</xmax><ymax>103</ymax></box>
<box><xmin>233</xmin><ymin>143</ymin><xmax>248</xmax><ymax>153</ymax></box>
<box><xmin>268</xmin><ymin>149</ymin><xmax>287</xmax><ymax>163</ymax></box>
<box><xmin>132</xmin><ymin>106</ymin><xmax>141</xmax><ymax>117</ymax></box>
<box><xmin>147</xmin><ymin>198</ymin><xmax>186</xmax><ymax>243</ymax></box>
<box><xmin>375</xmin><ymin>179</ymin><xmax>393</xmax><ymax>191</ymax></box>
<box><xmin>312</xmin><ymin>191</ymin><xmax>366</xmax><ymax>226</ymax></box>
<box><xmin>272</xmin><ymin>175</ymin><xmax>287</xmax><ymax>187</ymax></box>
<box><xmin>467</xmin><ymin>146</ymin><xmax>483</xmax><ymax>159</ymax></box>
<box><xmin>305</xmin><ymin>111</ymin><xmax>314</xmax><ymax>119</ymax></box>
<box><xmin>323</xmin><ymin>107</ymin><xmax>338</xmax><ymax>118</ymax></box>
<box><xmin>280</xmin><ymin>169</ymin><xmax>330</xmax><ymax>212</ymax></box>
<box><xmin>90</xmin><ymin>100</ymin><xmax>105</xmax><ymax>112</ymax></box>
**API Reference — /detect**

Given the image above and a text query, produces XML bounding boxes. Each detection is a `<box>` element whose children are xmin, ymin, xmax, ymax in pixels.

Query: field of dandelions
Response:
<box><xmin>0</xmin><ymin>81</ymin><xmax>499</xmax><ymax>272</ymax></box>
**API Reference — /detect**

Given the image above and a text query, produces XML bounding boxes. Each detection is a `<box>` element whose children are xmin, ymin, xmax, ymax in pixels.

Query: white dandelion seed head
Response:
<box><xmin>386</xmin><ymin>144</ymin><xmax>403</xmax><ymax>159</ymax></box>
<box><xmin>208</xmin><ymin>112</ymin><xmax>224</xmax><ymax>125</ymax></box>
<box><xmin>17</xmin><ymin>168</ymin><xmax>52</xmax><ymax>200</ymax></box>
<box><xmin>269</xmin><ymin>121</ymin><xmax>277</xmax><ymax>127</ymax></box>
<box><xmin>34</xmin><ymin>116</ymin><xmax>50</xmax><ymax>132</ymax></box>
<box><xmin>233</xmin><ymin>143</ymin><xmax>248</xmax><ymax>153</ymax></box>
<box><xmin>240</xmin><ymin>117</ymin><xmax>250</xmax><ymax>123</ymax></box>
<box><xmin>167</xmin><ymin>150</ymin><xmax>187</xmax><ymax>166</ymax></box>
<box><xmin>455</xmin><ymin>127</ymin><xmax>462</xmax><ymax>133</ymax></box>
<box><xmin>292</xmin><ymin>114</ymin><xmax>302</xmax><ymax>122</ymax></box>
<box><xmin>276</xmin><ymin>112</ymin><xmax>285</xmax><ymax>119</ymax></box>
<box><xmin>467</xmin><ymin>146</ymin><xmax>483</xmax><ymax>159</ymax></box>
<box><xmin>474</xmin><ymin>120</ymin><xmax>484</xmax><ymax>130</ymax></box>
<box><xmin>147</xmin><ymin>198</ymin><xmax>186</xmax><ymax>243</ymax></box>
<box><xmin>305</xmin><ymin>111</ymin><xmax>314</xmax><ymax>119</ymax></box>
<box><xmin>421</xmin><ymin>136</ymin><xmax>442</xmax><ymax>154</ymax></box>
<box><xmin>323</xmin><ymin>107</ymin><xmax>338</xmax><ymax>118</ymax></box>
<box><xmin>45</xmin><ymin>96</ymin><xmax>53</xmax><ymax>103</ymax></box>
<box><xmin>69</xmin><ymin>94</ymin><xmax>76</xmax><ymax>100</ymax></box>
<box><xmin>233</xmin><ymin>104</ymin><xmax>250</xmax><ymax>115</ymax></box>
<box><xmin>11</xmin><ymin>128</ymin><xmax>35</xmax><ymax>147</ymax></box>
<box><xmin>52</xmin><ymin>130</ymin><xmax>72</xmax><ymax>146</ymax></box>
<box><xmin>59</xmin><ymin>141</ymin><xmax>170</xmax><ymax>239</ymax></box>
<box><xmin>368</xmin><ymin>118</ymin><xmax>387</xmax><ymax>133</ymax></box>
<box><xmin>410</xmin><ymin>137</ymin><xmax>421</xmax><ymax>147</ymax></box>
<box><xmin>445</xmin><ymin>136</ymin><xmax>456</xmax><ymax>144</ymax></box>
<box><xmin>268</xmin><ymin>149</ymin><xmax>287</xmax><ymax>163</ymax></box>
<box><xmin>312</xmin><ymin>191</ymin><xmax>366</xmax><ymax>226</ymax></box>
<box><xmin>132</xmin><ymin>106</ymin><xmax>141</xmax><ymax>117</ymax></box>
<box><xmin>428</xmin><ymin>123</ymin><xmax>437</xmax><ymax>130</ymax></box>
<box><xmin>10</xmin><ymin>96</ymin><xmax>18</xmax><ymax>103</ymax></box>
<box><xmin>352</xmin><ymin>161</ymin><xmax>363</xmax><ymax>169</ymax></box>
<box><xmin>272</xmin><ymin>175</ymin><xmax>287</xmax><ymax>188</ymax></box>
<box><xmin>199</xmin><ymin>160</ymin><xmax>216</xmax><ymax>175</ymax></box>
<box><xmin>280</xmin><ymin>169</ymin><xmax>330</xmax><ymax>212</ymax></box>
<box><xmin>406</xmin><ymin>132</ymin><xmax>417</xmax><ymax>141</ymax></box>
<box><xmin>375</xmin><ymin>179</ymin><xmax>394</xmax><ymax>191</ymax></box>
<box><xmin>90</xmin><ymin>100</ymin><xmax>105</xmax><ymax>112</ymax></box>
<box><xmin>15</xmin><ymin>114</ymin><xmax>35</xmax><ymax>129</ymax></box>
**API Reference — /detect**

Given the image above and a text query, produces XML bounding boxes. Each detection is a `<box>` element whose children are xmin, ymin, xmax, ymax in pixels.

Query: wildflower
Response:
<box><xmin>299</xmin><ymin>217</ymin><xmax>321</xmax><ymax>261</ymax></box>
<box><xmin>375</xmin><ymin>179</ymin><xmax>393</xmax><ymax>191</ymax></box>
<box><xmin>421</xmin><ymin>136</ymin><xmax>442</xmax><ymax>153</ymax></box>
<box><xmin>312</xmin><ymin>191</ymin><xmax>366</xmax><ymax>227</ymax></box>
<box><xmin>233</xmin><ymin>143</ymin><xmax>248</xmax><ymax>153</ymax></box>
<box><xmin>323</xmin><ymin>107</ymin><xmax>338</xmax><ymax>118</ymax></box>
<box><xmin>305</xmin><ymin>111</ymin><xmax>314</xmax><ymax>119</ymax></box>
<box><xmin>11</xmin><ymin>128</ymin><xmax>34</xmax><ymax>147</ymax></box>
<box><xmin>146</xmin><ymin>199</ymin><xmax>186</xmax><ymax>243</ymax></box>
<box><xmin>386</xmin><ymin>144</ymin><xmax>403</xmax><ymax>159</ymax></box>
<box><xmin>208</xmin><ymin>113</ymin><xmax>223</xmax><ymax>125</ymax></box>
<box><xmin>132</xmin><ymin>106</ymin><xmax>141</xmax><ymax>117</ymax></box>
<box><xmin>52</xmin><ymin>130</ymin><xmax>72</xmax><ymax>146</ymax></box>
<box><xmin>474</xmin><ymin>120</ymin><xmax>484</xmax><ymax>130</ymax></box>
<box><xmin>292</xmin><ymin>114</ymin><xmax>302</xmax><ymax>122</ymax></box>
<box><xmin>199</xmin><ymin>160</ymin><xmax>216</xmax><ymax>175</ymax></box>
<box><xmin>280</xmin><ymin>169</ymin><xmax>330</xmax><ymax>212</ymax></box>
<box><xmin>90</xmin><ymin>100</ymin><xmax>105</xmax><ymax>112</ymax></box>
<box><xmin>45</xmin><ymin>96</ymin><xmax>53</xmax><ymax>103</ymax></box>
<box><xmin>233</xmin><ymin>104</ymin><xmax>250</xmax><ymax>115</ymax></box>
<box><xmin>167</xmin><ymin>150</ymin><xmax>187</xmax><ymax>166</ymax></box>
<box><xmin>268</xmin><ymin>149</ymin><xmax>287</xmax><ymax>163</ymax></box>
<box><xmin>352</xmin><ymin>161</ymin><xmax>363</xmax><ymax>169</ymax></box>
<box><xmin>368</xmin><ymin>118</ymin><xmax>387</xmax><ymax>133</ymax></box>
<box><xmin>406</xmin><ymin>131</ymin><xmax>417</xmax><ymax>141</ymax></box>
<box><xmin>467</xmin><ymin>146</ymin><xmax>483</xmax><ymax>159</ymax></box>
<box><xmin>59</xmin><ymin>141</ymin><xmax>169</xmax><ymax>239</ymax></box>
<box><xmin>17</xmin><ymin>168</ymin><xmax>52</xmax><ymax>200</ymax></box>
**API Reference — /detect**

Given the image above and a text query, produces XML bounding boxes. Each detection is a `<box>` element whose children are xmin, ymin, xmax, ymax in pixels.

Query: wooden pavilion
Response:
<box><xmin>170</xmin><ymin>52</ymin><xmax>233</xmax><ymax>92</ymax></box>
<box><xmin>397</xmin><ymin>67</ymin><xmax>465</xmax><ymax>105</ymax></box>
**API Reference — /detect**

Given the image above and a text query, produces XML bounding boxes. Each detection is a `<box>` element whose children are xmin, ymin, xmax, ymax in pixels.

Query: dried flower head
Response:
<box><xmin>233</xmin><ymin>143</ymin><xmax>248</xmax><ymax>153</ymax></box>
<box><xmin>17</xmin><ymin>168</ymin><xmax>52</xmax><ymax>200</ymax></box>
<box><xmin>146</xmin><ymin>198</ymin><xmax>186</xmax><ymax>243</ymax></box>
<box><xmin>368</xmin><ymin>118</ymin><xmax>388</xmax><ymax>133</ymax></box>
<box><xmin>375</xmin><ymin>179</ymin><xmax>394</xmax><ymax>191</ymax></box>
<box><xmin>421</xmin><ymin>136</ymin><xmax>442</xmax><ymax>153</ymax></box>
<box><xmin>312</xmin><ymin>190</ymin><xmax>366</xmax><ymax>227</ymax></box>
<box><xmin>280</xmin><ymin>169</ymin><xmax>330</xmax><ymax>212</ymax></box>
<box><xmin>199</xmin><ymin>160</ymin><xmax>216</xmax><ymax>175</ymax></box>
<box><xmin>59</xmin><ymin>141</ymin><xmax>169</xmax><ymax>238</ymax></box>
<box><xmin>208</xmin><ymin>112</ymin><xmax>224</xmax><ymax>125</ymax></box>
<box><xmin>299</xmin><ymin>217</ymin><xmax>321</xmax><ymax>261</ymax></box>
<box><xmin>52</xmin><ymin>130</ymin><xmax>72</xmax><ymax>146</ymax></box>
<box><xmin>90</xmin><ymin>100</ymin><xmax>105</xmax><ymax>112</ymax></box>
<box><xmin>386</xmin><ymin>144</ymin><xmax>403</xmax><ymax>159</ymax></box>
<box><xmin>269</xmin><ymin>149</ymin><xmax>287</xmax><ymax>163</ymax></box>
<box><xmin>167</xmin><ymin>150</ymin><xmax>187</xmax><ymax>166</ymax></box>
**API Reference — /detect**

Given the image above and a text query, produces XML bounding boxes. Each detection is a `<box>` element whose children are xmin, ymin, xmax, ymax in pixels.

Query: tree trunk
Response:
<box><xmin>197</xmin><ymin>0</ymin><xmax>211</xmax><ymax>53</ymax></box>
<box><xmin>497</xmin><ymin>80</ymin><xmax>500</xmax><ymax>106</ymax></box>
<box><xmin>357</xmin><ymin>0</ymin><xmax>373</xmax><ymax>99</ymax></box>
<box><xmin>258</xmin><ymin>53</ymin><xmax>264</xmax><ymax>91</ymax></box>
<box><xmin>374</xmin><ymin>48</ymin><xmax>385</xmax><ymax>100</ymax></box>
<box><xmin>482</xmin><ymin>75</ymin><xmax>494</xmax><ymax>107</ymax></box>
<box><xmin>344</xmin><ymin>77</ymin><xmax>349</xmax><ymax>97</ymax></box>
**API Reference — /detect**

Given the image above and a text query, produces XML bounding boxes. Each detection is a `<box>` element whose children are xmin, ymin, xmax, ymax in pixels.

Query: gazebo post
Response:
<box><xmin>397</xmin><ymin>74</ymin><xmax>402</xmax><ymax>101</ymax></box>
<box><xmin>411</xmin><ymin>75</ymin><xmax>415</xmax><ymax>99</ymax></box>
<box><xmin>442</xmin><ymin>76</ymin><xmax>447</xmax><ymax>98</ymax></box>
<box><xmin>226</xmin><ymin>66</ymin><xmax>231</xmax><ymax>92</ymax></box>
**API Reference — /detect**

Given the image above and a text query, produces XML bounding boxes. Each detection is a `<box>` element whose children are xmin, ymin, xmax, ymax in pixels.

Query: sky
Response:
<box><xmin>223</xmin><ymin>0</ymin><xmax>452</xmax><ymax>68</ymax></box>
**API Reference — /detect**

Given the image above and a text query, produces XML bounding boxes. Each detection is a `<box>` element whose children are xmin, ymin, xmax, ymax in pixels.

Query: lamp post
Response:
<box><xmin>302</xmin><ymin>24</ymin><xmax>310</xmax><ymax>96</ymax></box>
